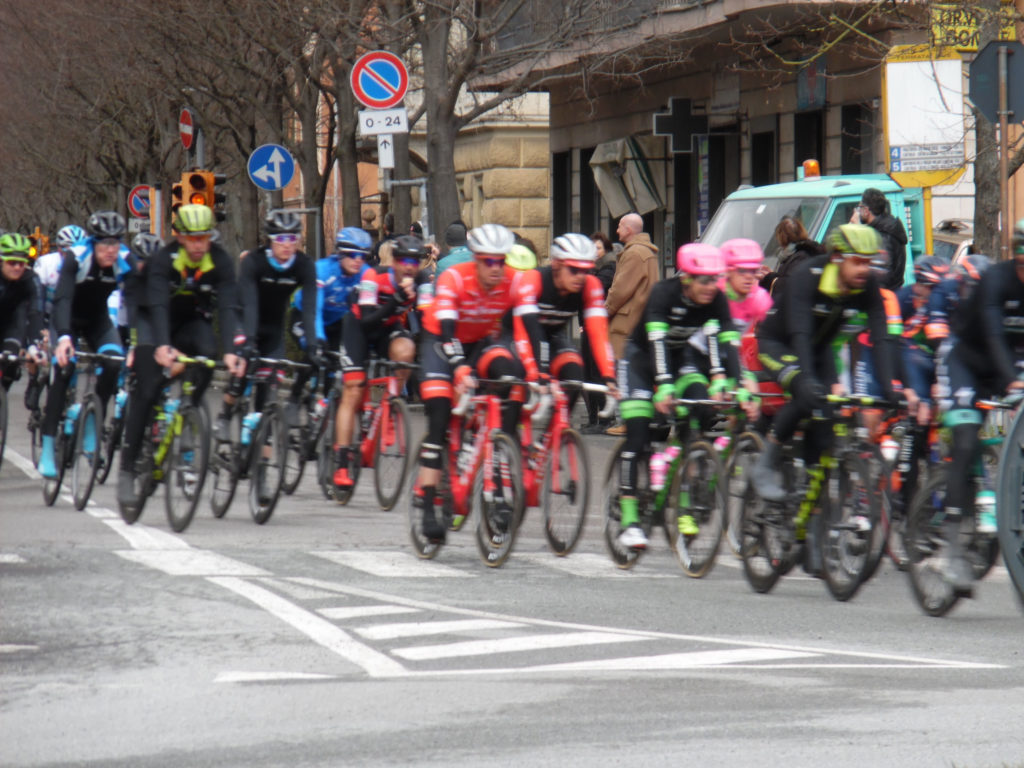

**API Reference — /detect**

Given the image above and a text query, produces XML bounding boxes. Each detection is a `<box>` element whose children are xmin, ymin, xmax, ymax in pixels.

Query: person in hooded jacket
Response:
<box><xmin>855</xmin><ymin>187</ymin><xmax>908</xmax><ymax>290</ymax></box>
<box><xmin>759</xmin><ymin>216</ymin><xmax>825</xmax><ymax>297</ymax></box>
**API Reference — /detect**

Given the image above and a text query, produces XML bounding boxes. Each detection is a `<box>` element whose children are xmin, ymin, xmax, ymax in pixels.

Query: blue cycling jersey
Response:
<box><xmin>291</xmin><ymin>256</ymin><xmax>369</xmax><ymax>339</ymax></box>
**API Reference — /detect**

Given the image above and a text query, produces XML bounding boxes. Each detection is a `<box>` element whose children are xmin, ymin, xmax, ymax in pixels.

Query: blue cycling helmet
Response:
<box><xmin>56</xmin><ymin>224</ymin><xmax>87</xmax><ymax>249</ymax></box>
<box><xmin>336</xmin><ymin>226</ymin><xmax>372</xmax><ymax>256</ymax></box>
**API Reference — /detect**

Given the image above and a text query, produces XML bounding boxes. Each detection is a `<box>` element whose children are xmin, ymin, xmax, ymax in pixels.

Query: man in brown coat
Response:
<box><xmin>604</xmin><ymin>212</ymin><xmax>659</xmax><ymax>434</ymax></box>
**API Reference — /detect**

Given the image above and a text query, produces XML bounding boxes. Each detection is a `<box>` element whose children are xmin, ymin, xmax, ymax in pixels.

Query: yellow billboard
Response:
<box><xmin>931</xmin><ymin>1</ymin><xmax>1018</xmax><ymax>52</ymax></box>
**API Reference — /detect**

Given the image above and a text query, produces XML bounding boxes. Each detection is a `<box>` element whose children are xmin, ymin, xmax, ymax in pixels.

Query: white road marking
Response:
<box><xmin>312</xmin><ymin>550</ymin><xmax>470</xmax><ymax>578</ymax></box>
<box><xmin>208</xmin><ymin>576</ymin><xmax>406</xmax><ymax>678</ymax></box>
<box><xmin>521</xmin><ymin>647</ymin><xmax>816</xmax><ymax>671</ymax></box>
<box><xmin>4</xmin><ymin>449</ymin><xmax>40</xmax><ymax>479</ymax></box>
<box><xmin>393</xmin><ymin>631</ymin><xmax>649</xmax><ymax>661</ymax></box>
<box><xmin>318</xmin><ymin>605</ymin><xmax>421</xmax><ymax>620</ymax></box>
<box><xmin>117</xmin><ymin>549</ymin><xmax>269</xmax><ymax>577</ymax></box>
<box><xmin>102</xmin><ymin>517</ymin><xmax>191</xmax><ymax>551</ymax></box>
<box><xmin>256</xmin><ymin>577</ymin><xmax>344</xmax><ymax>601</ymax></box>
<box><xmin>0</xmin><ymin>644</ymin><xmax>39</xmax><ymax>653</ymax></box>
<box><xmin>0</xmin><ymin>553</ymin><xmax>27</xmax><ymax>564</ymax></box>
<box><xmin>517</xmin><ymin>552</ymin><xmax>678</xmax><ymax>578</ymax></box>
<box><xmin>354</xmin><ymin>619</ymin><xmax>523</xmax><ymax>640</ymax></box>
<box><xmin>215</xmin><ymin>671</ymin><xmax>336</xmax><ymax>683</ymax></box>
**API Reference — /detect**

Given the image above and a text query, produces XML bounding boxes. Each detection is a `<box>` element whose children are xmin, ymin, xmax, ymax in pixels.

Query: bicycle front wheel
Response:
<box><xmin>602</xmin><ymin>438</ymin><xmax>647</xmax><ymax>570</ymax></box>
<box><xmin>281</xmin><ymin>420</ymin><xmax>306</xmax><ymax>496</ymax></box>
<box><xmin>665</xmin><ymin>440</ymin><xmax>724</xmax><ymax>578</ymax></box>
<box><xmin>42</xmin><ymin>431</ymin><xmax>68</xmax><ymax>507</ymax></box>
<box><xmin>249</xmin><ymin>408</ymin><xmax>286</xmax><ymax>525</ymax></box>
<box><xmin>374</xmin><ymin>396</ymin><xmax>410</xmax><ymax>511</ymax></box>
<box><xmin>209</xmin><ymin>412</ymin><xmax>241</xmax><ymax>518</ymax></box>
<box><xmin>906</xmin><ymin>466</ymin><xmax>963</xmax><ymax>617</ymax></box>
<box><xmin>0</xmin><ymin>386</ymin><xmax>7</xmax><ymax>472</ymax></box>
<box><xmin>70</xmin><ymin>394</ymin><xmax>101</xmax><ymax>511</ymax></box>
<box><xmin>999</xmin><ymin>408</ymin><xmax>1024</xmax><ymax>605</ymax></box>
<box><xmin>542</xmin><ymin>428</ymin><xmax>589</xmax><ymax>556</ymax></box>
<box><xmin>97</xmin><ymin>410</ymin><xmax>124</xmax><ymax>486</ymax></box>
<box><xmin>475</xmin><ymin>431</ymin><xmax>524</xmax><ymax>568</ymax></box>
<box><xmin>819</xmin><ymin>452</ymin><xmax>878</xmax><ymax>602</ymax></box>
<box><xmin>165</xmin><ymin>405</ymin><xmax>209</xmax><ymax>533</ymax></box>
<box><xmin>724</xmin><ymin>431</ymin><xmax>763</xmax><ymax>556</ymax></box>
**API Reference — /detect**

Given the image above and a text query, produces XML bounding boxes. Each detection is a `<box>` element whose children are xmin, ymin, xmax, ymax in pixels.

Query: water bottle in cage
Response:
<box><xmin>65</xmin><ymin>403</ymin><xmax>81</xmax><ymax>436</ymax></box>
<box><xmin>241</xmin><ymin>412</ymin><xmax>260</xmax><ymax>446</ymax></box>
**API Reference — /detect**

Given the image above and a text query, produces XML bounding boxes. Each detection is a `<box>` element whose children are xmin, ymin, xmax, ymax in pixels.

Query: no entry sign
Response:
<box><xmin>350</xmin><ymin>51</ymin><xmax>409</xmax><ymax>110</ymax></box>
<box><xmin>179</xmin><ymin>108</ymin><xmax>195</xmax><ymax>150</ymax></box>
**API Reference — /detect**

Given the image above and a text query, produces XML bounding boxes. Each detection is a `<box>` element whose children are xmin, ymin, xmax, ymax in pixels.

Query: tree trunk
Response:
<box><xmin>974</xmin><ymin>0</ymin><xmax>1003</xmax><ymax>259</ymax></box>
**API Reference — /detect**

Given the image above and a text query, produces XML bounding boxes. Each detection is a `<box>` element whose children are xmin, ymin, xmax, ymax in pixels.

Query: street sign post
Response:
<box><xmin>127</xmin><ymin>184</ymin><xmax>152</xmax><ymax>218</ymax></box>
<box><xmin>969</xmin><ymin>40</ymin><xmax>1024</xmax><ymax>124</ymax></box>
<box><xmin>377</xmin><ymin>136</ymin><xmax>395</xmax><ymax>170</ymax></box>
<box><xmin>247</xmin><ymin>144</ymin><xmax>295</xmax><ymax>192</ymax></box>
<box><xmin>357</xmin><ymin>108</ymin><xmax>409</xmax><ymax>137</ymax></box>
<box><xmin>179</xmin><ymin>108</ymin><xmax>195</xmax><ymax>150</ymax></box>
<box><xmin>350</xmin><ymin>51</ymin><xmax>409</xmax><ymax>110</ymax></box>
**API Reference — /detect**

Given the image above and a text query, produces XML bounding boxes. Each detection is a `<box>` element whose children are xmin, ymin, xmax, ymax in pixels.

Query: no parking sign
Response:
<box><xmin>350</xmin><ymin>51</ymin><xmax>408</xmax><ymax>110</ymax></box>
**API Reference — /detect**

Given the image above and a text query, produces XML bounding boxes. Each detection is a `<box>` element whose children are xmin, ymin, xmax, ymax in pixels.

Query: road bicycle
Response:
<box><xmin>602</xmin><ymin>397</ymin><xmax>730</xmax><ymax>576</ymax></box>
<box><xmin>96</xmin><ymin>375</ymin><xmax>130</xmax><ymax>486</ymax></box>
<box><xmin>281</xmin><ymin>355</ymin><xmax>339</xmax><ymax>496</ymax></box>
<box><xmin>208</xmin><ymin>357</ymin><xmax>299</xmax><ymax>525</ymax></box>
<box><xmin>519</xmin><ymin>380</ymin><xmax>614</xmax><ymax>555</ymax></box>
<box><xmin>907</xmin><ymin>398</ymin><xmax>1014</xmax><ymax>616</ymax></box>
<box><xmin>41</xmin><ymin>350</ymin><xmax>125</xmax><ymax>511</ymax></box>
<box><xmin>407</xmin><ymin>377</ymin><xmax>526</xmax><ymax>567</ymax></box>
<box><xmin>322</xmin><ymin>357</ymin><xmax>413</xmax><ymax>510</ymax></box>
<box><xmin>997</xmin><ymin>395</ymin><xmax>1024</xmax><ymax>608</ymax></box>
<box><xmin>119</xmin><ymin>355</ymin><xmax>213</xmax><ymax>532</ymax></box>
<box><xmin>738</xmin><ymin>395</ymin><xmax>887</xmax><ymax>601</ymax></box>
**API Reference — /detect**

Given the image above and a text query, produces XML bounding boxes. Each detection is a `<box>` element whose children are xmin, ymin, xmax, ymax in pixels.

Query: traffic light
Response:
<box><xmin>187</xmin><ymin>170</ymin><xmax>227</xmax><ymax>221</ymax></box>
<box><xmin>170</xmin><ymin>176</ymin><xmax>187</xmax><ymax>222</ymax></box>
<box><xmin>28</xmin><ymin>227</ymin><xmax>49</xmax><ymax>259</ymax></box>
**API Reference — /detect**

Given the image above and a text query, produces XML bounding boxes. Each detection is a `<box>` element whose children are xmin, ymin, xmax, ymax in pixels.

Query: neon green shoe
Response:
<box><xmin>677</xmin><ymin>514</ymin><xmax>699</xmax><ymax>536</ymax></box>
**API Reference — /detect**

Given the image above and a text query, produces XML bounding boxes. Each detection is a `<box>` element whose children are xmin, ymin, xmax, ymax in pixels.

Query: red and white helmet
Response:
<box><xmin>676</xmin><ymin>243</ymin><xmax>725</xmax><ymax>276</ymax></box>
<box><xmin>720</xmin><ymin>238</ymin><xmax>764</xmax><ymax>270</ymax></box>
<box><xmin>550</xmin><ymin>233</ymin><xmax>597</xmax><ymax>269</ymax></box>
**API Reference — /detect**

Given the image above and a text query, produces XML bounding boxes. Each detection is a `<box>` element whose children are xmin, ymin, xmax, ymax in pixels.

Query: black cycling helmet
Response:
<box><xmin>914</xmin><ymin>254</ymin><xmax>951</xmax><ymax>285</ymax></box>
<box><xmin>87</xmin><ymin>210</ymin><xmax>127</xmax><ymax>239</ymax></box>
<box><xmin>954</xmin><ymin>253</ymin><xmax>992</xmax><ymax>286</ymax></box>
<box><xmin>392</xmin><ymin>234</ymin><xmax>427</xmax><ymax>260</ymax></box>
<box><xmin>131</xmin><ymin>232</ymin><xmax>164</xmax><ymax>261</ymax></box>
<box><xmin>265</xmin><ymin>209</ymin><xmax>302</xmax><ymax>235</ymax></box>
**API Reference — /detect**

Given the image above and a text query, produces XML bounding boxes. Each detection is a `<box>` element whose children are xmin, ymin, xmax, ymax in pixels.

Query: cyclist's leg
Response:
<box><xmin>333</xmin><ymin>313</ymin><xmax>370</xmax><ymax>486</ymax></box>
<box><xmin>39</xmin><ymin>341</ymin><xmax>75</xmax><ymax>478</ymax></box>
<box><xmin>118</xmin><ymin>343</ymin><xmax>163</xmax><ymax>504</ymax></box>
<box><xmin>0</xmin><ymin>335</ymin><xmax>21</xmax><ymax>392</ymax></box>
<box><xmin>900</xmin><ymin>342</ymin><xmax>936</xmax><ymax>508</ymax></box>
<box><xmin>286</xmin><ymin>307</ymin><xmax>310</xmax><ymax>408</ymax></box>
<box><xmin>550</xmin><ymin>336</ymin><xmax>585</xmax><ymax>412</ymax></box>
<box><xmin>387</xmin><ymin>329</ymin><xmax>416</xmax><ymax>391</ymax></box>
<box><xmin>173</xmin><ymin>319</ymin><xmax>217</xmax><ymax>405</ymax></box>
<box><xmin>322</xmin><ymin>320</ymin><xmax>343</xmax><ymax>395</ymax></box>
<box><xmin>84</xmin><ymin>318</ymin><xmax>124</xmax><ymax>420</ymax></box>
<box><xmin>415</xmin><ymin>332</ymin><xmax>455</xmax><ymax>541</ymax></box>
<box><xmin>617</xmin><ymin>343</ymin><xmax>654</xmax><ymax>547</ymax></box>
<box><xmin>475</xmin><ymin>335</ymin><xmax>526</xmax><ymax>441</ymax></box>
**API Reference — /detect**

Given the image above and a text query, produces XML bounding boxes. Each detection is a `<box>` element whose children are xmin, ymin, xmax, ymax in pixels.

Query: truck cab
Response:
<box><xmin>700</xmin><ymin>170</ymin><xmax>925</xmax><ymax>286</ymax></box>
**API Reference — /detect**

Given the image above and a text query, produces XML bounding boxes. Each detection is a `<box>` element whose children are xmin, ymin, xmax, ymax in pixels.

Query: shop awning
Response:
<box><xmin>589</xmin><ymin>136</ymin><xmax>665</xmax><ymax>218</ymax></box>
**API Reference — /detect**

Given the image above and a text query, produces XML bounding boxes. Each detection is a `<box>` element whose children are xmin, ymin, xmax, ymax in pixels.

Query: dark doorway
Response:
<box><xmin>706</xmin><ymin>131</ymin><xmax>740</xmax><ymax>221</ymax></box>
<box><xmin>552</xmin><ymin>150</ymin><xmax>571</xmax><ymax>236</ymax></box>
<box><xmin>841</xmin><ymin>104</ymin><xmax>874</xmax><ymax>174</ymax></box>
<box><xmin>673</xmin><ymin>153</ymin><xmax>693</xmax><ymax>245</ymax></box>
<box><xmin>579</xmin><ymin>146</ymin><xmax>598</xmax><ymax>235</ymax></box>
<box><xmin>794</xmin><ymin>110</ymin><xmax>824</xmax><ymax>170</ymax></box>
<box><xmin>751</xmin><ymin>131</ymin><xmax>776</xmax><ymax>187</ymax></box>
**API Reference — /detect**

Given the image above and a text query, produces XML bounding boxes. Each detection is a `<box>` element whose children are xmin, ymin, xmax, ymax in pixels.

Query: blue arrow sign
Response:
<box><xmin>247</xmin><ymin>144</ymin><xmax>295</xmax><ymax>192</ymax></box>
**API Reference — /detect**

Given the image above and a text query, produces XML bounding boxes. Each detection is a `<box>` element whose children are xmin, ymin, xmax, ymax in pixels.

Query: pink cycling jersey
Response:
<box><xmin>720</xmin><ymin>280</ymin><xmax>772</xmax><ymax>332</ymax></box>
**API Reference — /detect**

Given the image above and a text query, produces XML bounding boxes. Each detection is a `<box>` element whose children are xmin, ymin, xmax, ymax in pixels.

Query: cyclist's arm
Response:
<box><xmin>211</xmin><ymin>246</ymin><xmax>243</xmax><ymax>352</ymax></box>
<box><xmin>50</xmin><ymin>253</ymin><xmax>77</xmax><ymax>343</ymax></box>
<box><xmin>512</xmin><ymin>270</ymin><xmax>542</xmax><ymax>379</ymax></box>
<box><xmin>146</xmin><ymin>248</ymin><xmax>174</xmax><ymax>348</ymax></box>
<box><xmin>643</xmin><ymin>282</ymin><xmax>675</xmax><ymax>388</ymax></box>
<box><xmin>356</xmin><ymin>272</ymin><xmax>401</xmax><ymax>328</ymax></box>
<box><xmin>710</xmin><ymin>292</ymin><xmax>743</xmax><ymax>385</ymax></box>
<box><xmin>236</xmin><ymin>253</ymin><xmax>259</xmax><ymax>343</ymax></box>
<box><xmin>781</xmin><ymin>263</ymin><xmax>817</xmax><ymax>378</ymax></box>
<box><xmin>924</xmin><ymin>279</ymin><xmax>954</xmax><ymax>346</ymax></box>
<box><xmin>979</xmin><ymin>269</ymin><xmax>1019</xmax><ymax>389</ymax></box>
<box><xmin>581</xmin><ymin>275</ymin><xmax>615</xmax><ymax>381</ymax></box>
<box><xmin>865</xmin><ymin>281</ymin><xmax>897</xmax><ymax>400</ymax></box>
<box><xmin>299</xmin><ymin>256</ymin><xmax>322</xmax><ymax>344</ymax></box>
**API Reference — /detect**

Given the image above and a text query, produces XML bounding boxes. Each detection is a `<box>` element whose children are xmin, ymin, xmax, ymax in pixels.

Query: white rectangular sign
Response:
<box><xmin>358</xmin><ymin>108</ymin><xmax>408</xmax><ymax>137</ymax></box>
<box><xmin>885</xmin><ymin>56</ymin><xmax>964</xmax><ymax>173</ymax></box>
<box><xmin>377</xmin><ymin>134</ymin><xmax>395</xmax><ymax>169</ymax></box>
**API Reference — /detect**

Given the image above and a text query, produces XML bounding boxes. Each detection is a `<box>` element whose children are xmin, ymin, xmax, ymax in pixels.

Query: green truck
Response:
<box><xmin>700</xmin><ymin>172</ymin><xmax>926</xmax><ymax>286</ymax></box>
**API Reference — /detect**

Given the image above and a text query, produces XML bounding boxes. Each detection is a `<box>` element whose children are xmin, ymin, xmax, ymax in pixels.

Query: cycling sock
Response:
<box><xmin>620</xmin><ymin>496</ymin><xmax>639</xmax><ymax>527</ymax></box>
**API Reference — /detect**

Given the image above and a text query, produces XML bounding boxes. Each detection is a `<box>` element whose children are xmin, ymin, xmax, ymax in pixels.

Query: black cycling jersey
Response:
<box><xmin>51</xmin><ymin>253</ymin><xmax>122</xmax><ymax>341</ymax></box>
<box><xmin>237</xmin><ymin>247</ymin><xmax>317</xmax><ymax>345</ymax></box>
<box><xmin>951</xmin><ymin>259</ymin><xmax>1024</xmax><ymax>391</ymax></box>
<box><xmin>0</xmin><ymin>270</ymin><xmax>42</xmax><ymax>346</ymax></box>
<box><xmin>629</xmin><ymin>277</ymin><xmax>742</xmax><ymax>387</ymax></box>
<box><xmin>145</xmin><ymin>242</ymin><xmax>240</xmax><ymax>351</ymax></box>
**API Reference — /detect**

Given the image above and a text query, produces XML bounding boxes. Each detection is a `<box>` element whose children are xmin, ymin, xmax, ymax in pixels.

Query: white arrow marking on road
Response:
<box><xmin>253</xmin><ymin>148</ymin><xmax>286</xmax><ymax>188</ymax></box>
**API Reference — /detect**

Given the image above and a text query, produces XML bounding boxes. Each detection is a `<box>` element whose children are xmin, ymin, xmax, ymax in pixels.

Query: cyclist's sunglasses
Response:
<box><xmin>95</xmin><ymin>237</ymin><xmax>121</xmax><ymax>247</ymax></box>
<box><xmin>270</xmin><ymin>233</ymin><xmax>299</xmax><ymax>244</ymax></box>
<box><xmin>0</xmin><ymin>256</ymin><xmax>30</xmax><ymax>265</ymax></box>
<box><xmin>477</xmin><ymin>256</ymin><xmax>506</xmax><ymax>268</ymax></box>
<box><xmin>338</xmin><ymin>249</ymin><xmax>365</xmax><ymax>259</ymax></box>
<box><xmin>690</xmin><ymin>273</ymin><xmax>721</xmax><ymax>285</ymax></box>
<box><xmin>565</xmin><ymin>265</ymin><xmax>592</xmax><ymax>276</ymax></box>
<box><xmin>397</xmin><ymin>256</ymin><xmax>421</xmax><ymax>266</ymax></box>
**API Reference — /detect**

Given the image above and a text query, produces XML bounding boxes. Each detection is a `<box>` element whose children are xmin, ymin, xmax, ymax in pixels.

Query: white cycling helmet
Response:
<box><xmin>550</xmin><ymin>233</ymin><xmax>597</xmax><ymax>270</ymax></box>
<box><xmin>467</xmin><ymin>223</ymin><xmax>515</xmax><ymax>256</ymax></box>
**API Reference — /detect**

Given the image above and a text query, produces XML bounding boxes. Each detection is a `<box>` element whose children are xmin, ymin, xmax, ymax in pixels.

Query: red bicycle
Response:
<box><xmin>519</xmin><ymin>380</ymin><xmax>614</xmax><ymax>555</ymax></box>
<box><xmin>407</xmin><ymin>378</ymin><xmax>526</xmax><ymax>567</ymax></box>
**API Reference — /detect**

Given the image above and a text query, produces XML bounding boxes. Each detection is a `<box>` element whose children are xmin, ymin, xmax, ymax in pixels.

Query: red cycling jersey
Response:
<box><xmin>423</xmin><ymin>261</ymin><xmax>539</xmax><ymax>344</ymax></box>
<box><xmin>352</xmin><ymin>268</ymin><xmax>417</xmax><ymax>329</ymax></box>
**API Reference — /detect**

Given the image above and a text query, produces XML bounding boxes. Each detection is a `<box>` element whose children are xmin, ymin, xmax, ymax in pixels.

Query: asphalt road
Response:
<box><xmin>3</xmin><ymin>394</ymin><xmax>1024</xmax><ymax>768</ymax></box>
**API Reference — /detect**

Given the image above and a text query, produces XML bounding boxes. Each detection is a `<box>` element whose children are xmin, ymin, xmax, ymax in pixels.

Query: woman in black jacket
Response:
<box><xmin>759</xmin><ymin>215</ymin><xmax>825</xmax><ymax>297</ymax></box>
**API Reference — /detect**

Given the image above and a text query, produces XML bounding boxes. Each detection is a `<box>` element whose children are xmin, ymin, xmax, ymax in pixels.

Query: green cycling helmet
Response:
<box><xmin>174</xmin><ymin>203</ymin><xmax>215</xmax><ymax>235</ymax></box>
<box><xmin>0</xmin><ymin>232</ymin><xmax>32</xmax><ymax>259</ymax></box>
<box><xmin>826</xmin><ymin>223</ymin><xmax>880</xmax><ymax>257</ymax></box>
<box><xmin>506</xmin><ymin>243</ymin><xmax>537</xmax><ymax>271</ymax></box>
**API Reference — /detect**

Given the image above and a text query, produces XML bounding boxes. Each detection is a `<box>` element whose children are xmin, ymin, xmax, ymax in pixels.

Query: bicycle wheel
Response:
<box><xmin>29</xmin><ymin>411</ymin><xmax>43</xmax><ymax>468</ymax></box>
<box><xmin>281</xmin><ymin>421</ymin><xmax>306</xmax><ymax>496</ymax></box>
<box><xmin>407</xmin><ymin>437</ymin><xmax>452</xmax><ymax>559</ymax></box>
<box><xmin>906</xmin><ymin>466</ymin><xmax>965</xmax><ymax>617</ymax></box>
<box><xmin>42</xmin><ymin>430</ymin><xmax>68</xmax><ymax>507</ymax></box>
<box><xmin>70</xmin><ymin>394</ymin><xmax>101</xmax><ymax>511</ymax></box>
<box><xmin>96</xmin><ymin>411</ymin><xmax>123</xmax><ymax>485</ymax></box>
<box><xmin>819</xmin><ymin>452</ymin><xmax>878</xmax><ymax>602</ymax></box>
<box><xmin>317</xmin><ymin>396</ymin><xmax>339</xmax><ymax>501</ymax></box>
<box><xmin>374</xmin><ymin>396</ymin><xmax>410</xmax><ymax>511</ymax></box>
<box><xmin>0</xmin><ymin>387</ymin><xmax>7</xmax><ymax>472</ymax></box>
<box><xmin>475</xmin><ymin>431</ymin><xmax>524</xmax><ymax>567</ymax></box>
<box><xmin>665</xmin><ymin>440</ymin><xmax>724</xmax><ymax>578</ymax></box>
<box><xmin>542</xmin><ymin>428</ymin><xmax>589</xmax><ymax>556</ymax></box>
<box><xmin>248</xmin><ymin>407</ymin><xmax>286</xmax><ymax>525</ymax></box>
<box><xmin>724</xmin><ymin>431</ymin><xmax>763</xmax><ymax>557</ymax></box>
<box><xmin>165</xmin><ymin>405</ymin><xmax>209</xmax><ymax>533</ymax></box>
<box><xmin>602</xmin><ymin>439</ymin><xmax>650</xmax><ymax>570</ymax></box>
<box><xmin>998</xmin><ymin>407</ymin><xmax>1024</xmax><ymax>603</ymax></box>
<box><xmin>857</xmin><ymin>444</ymin><xmax>891</xmax><ymax>584</ymax></box>
<box><xmin>972</xmin><ymin>445</ymin><xmax>1001</xmax><ymax>580</ymax></box>
<box><xmin>209</xmin><ymin>411</ymin><xmax>241</xmax><ymax>518</ymax></box>
<box><xmin>121</xmin><ymin>434</ymin><xmax>156</xmax><ymax>525</ymax></box>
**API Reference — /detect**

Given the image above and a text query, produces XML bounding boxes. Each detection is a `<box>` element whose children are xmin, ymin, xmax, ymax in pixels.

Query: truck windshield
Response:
<box><xmin>701</xmin><ymin>198</ymin><xmax>827</xmax><ymax>265</ymax></box>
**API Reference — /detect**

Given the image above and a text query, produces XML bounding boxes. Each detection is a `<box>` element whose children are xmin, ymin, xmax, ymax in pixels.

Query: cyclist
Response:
<box><xmin>752</xmin><ymin>223</ymin><xmax>898</xmax><ymax>503</ymax></box>
<box><xmin>332</xmin><ymin>234</ymin><xmax>427</xmax><ymax>489</ymax></box>
<box><xmin>935</xmin><ymin>220</ymin><xmax>1024</xmax><ymax>595</ymax></box>
<box><xmin>38</xmin><ymin>212</ymin><xmax>131</xmax><ymax>479</ymax></box>
<box><xmin>510</xmin><ymin>232</ymin><xmax>617</xmax><ymax>414</ymax></box>
<box><xmin>414</xmin><ymin>223</ymin><xmax>543</xmax><ymax>542</ymax></box>
<box><xmin>215</xmin><ymin>210</ymin><xmax>320</xmax><ymax>440</ymax></box>
<box><xmin>287</xmin><ymin>226</ymin><xmax>371</xmax><ymax>413</ymax></box>
<box><xmin>0</xmin><ymin>234</ymin><xmax>44</xmax><ymax>391</ymax></box>
<box><xmin>117</xmin><ymin>204</ymin><xmax>245</xmax><ymax>509</ymax></box>
<box><xmin>718</xmin><ymin>238</ymin><xmax>773</xmax><ymax>333</ymax></box>
<box><xmin>925</xmin><ymin>253</ymin><xmax>991</xmax><ymax>351</ymax></box>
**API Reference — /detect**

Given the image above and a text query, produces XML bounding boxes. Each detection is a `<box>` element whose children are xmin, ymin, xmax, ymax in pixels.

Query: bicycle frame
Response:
<box><xmin>447</xmin><ymin>388</ymin><xmax>506</xmax><ymax>523</ymax></box>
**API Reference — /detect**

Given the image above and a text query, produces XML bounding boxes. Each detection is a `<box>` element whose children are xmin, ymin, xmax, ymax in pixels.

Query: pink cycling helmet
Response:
<box><xmin>676</xmin><ymin>243</ymin><xmax>725</xmax><ymax>276</ymax></box>
<box><xmin>720</xmin><ymin>238</ymin><xmax>764</xmax><ymax>270</ymax></box>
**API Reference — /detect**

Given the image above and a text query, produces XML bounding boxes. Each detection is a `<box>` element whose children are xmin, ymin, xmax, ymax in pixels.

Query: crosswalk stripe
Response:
<box><xmin>0</xmin><ymin>554</ymin><xmax>27</xmax><ymax>564</ymax></box>
<box><xmin>520</xmin><ymin>647</ymin><xmax>817</xmax><ymax>671</ymax></box>
<box><xmin>116</xmin><ymin>549</ymin><xmax>269</xmax><ymax>577</ymax></box>
<box><xmin>319</xmin><ymin>605</ymin><xmax>422</xmax><ymax>620</ymax></box>
<box><xmin>517</xmin><ymin>552</ymin><xmax>677</xmax><ymax>578</ymax></box>
<box><xmin>312</xmin><ymin>550</ymin><xmax>471</xmax><ymax>577</ymax></box>
<box><xmin>354</xmin><ymin>619</ymin><xmax>523</xmax><ymax>640</ymax></box>
<box><xmin>393</xmin><ymin>631</ymin><xmax>648</xmax><ymax>660</ymax></box>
